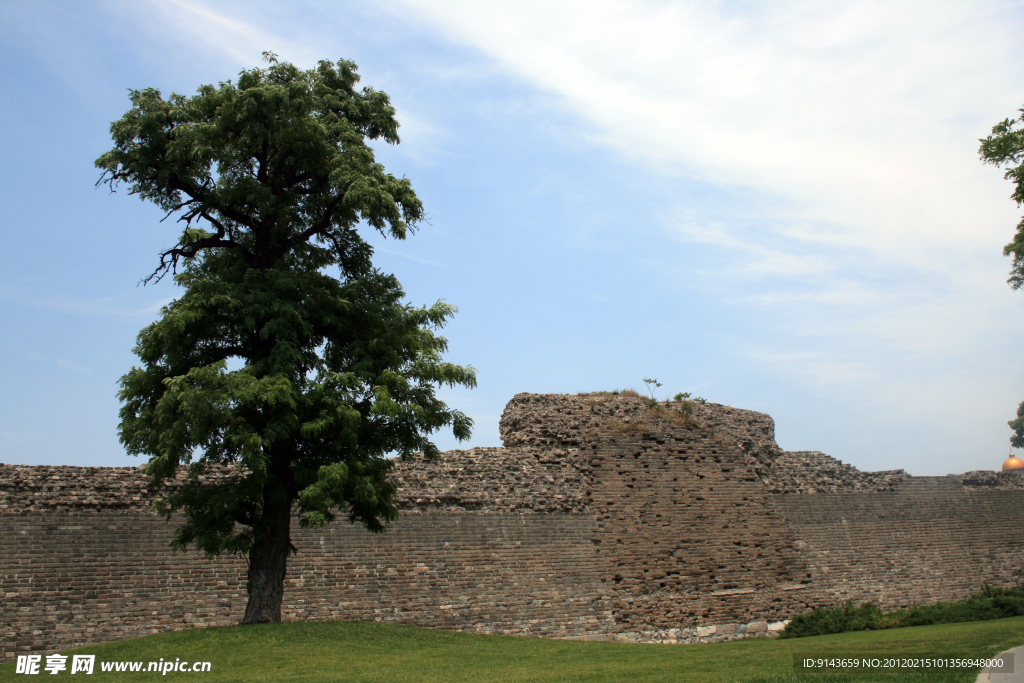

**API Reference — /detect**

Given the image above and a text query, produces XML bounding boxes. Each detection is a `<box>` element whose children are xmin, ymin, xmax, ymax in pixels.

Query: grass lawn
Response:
<box><xmin>2</xmin><ymin>617</ymin><xmax>1022</xmax><ymax>683</ymax></box>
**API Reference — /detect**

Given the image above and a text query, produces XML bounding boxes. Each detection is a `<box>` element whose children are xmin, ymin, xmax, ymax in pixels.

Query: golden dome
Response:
<box><xmin>1002</xmin><ymin>454</ymin><xmax>1024</xmax><ymax>471</ymax></box>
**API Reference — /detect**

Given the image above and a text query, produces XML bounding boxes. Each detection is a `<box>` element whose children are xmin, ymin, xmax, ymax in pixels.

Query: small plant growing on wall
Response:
<box><xmin>673</xmin><ymin>392</ymin><xmax>695</xmax><ymax>417</ymax></box>
<box><xmin>642</xmin><ymin>378</ymin><xmax>663</xmax><ymax>408</ymax></box>
<box><xmin>669</xmin><ymin>391</ymin><xmax>707</xmax><ymax>427</ymax></box>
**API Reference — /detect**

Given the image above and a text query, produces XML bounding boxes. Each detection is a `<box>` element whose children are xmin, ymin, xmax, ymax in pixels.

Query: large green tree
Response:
<box><xmin>97</xmin><ymin>54</ymin><xmax>475</xmax><ymax>623</ymax></box>
<box><xmin>979</xmin><ymin>109</ymin><xmax>1024</xmax><ymax>449</ymax></box>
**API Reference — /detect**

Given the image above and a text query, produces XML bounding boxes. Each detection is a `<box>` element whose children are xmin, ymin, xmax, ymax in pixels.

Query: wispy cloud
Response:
<box><xmin>399</xmin><ymin>0</ymin><xmax>1024</xmax><ymax>267</ymax></box>
<box><xmin>373</xmin><ymin>245</ymin><xmax>445</xmax><ymax>268</ymax></box>
<box><xmin>393</xmin><ymin>0</ymin><xmax>1024</xmax><ymax>397</ymax></box>
<box><xmin>116</xmin><ymin>2</ymin><xmax>459</xmax><ymax>168</ymax></box>
<box><xmin>131</xmin><ymin>0</ymin><xmax>318</xmax><ymax>68</ymax></box>
<box><xmin>374</xmin><ymin>111</ymin><xmax>457</xmax><ymax>168</ymax></box>
<box><xmin>25</xmin><ymin>352</ymin><xmax>93</xmax><ymax>374</ymax></box>
<box><xmin>0</xmin><ymin>283</ymin><xmax>174</xmax><ymax>319</ymax></box>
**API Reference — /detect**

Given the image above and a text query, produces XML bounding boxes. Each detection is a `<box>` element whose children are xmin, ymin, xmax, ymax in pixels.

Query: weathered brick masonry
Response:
<box><xmin>2</xmin><ymin>392</ymin><xmax>1023</xmax><ymax>658</ymax></box>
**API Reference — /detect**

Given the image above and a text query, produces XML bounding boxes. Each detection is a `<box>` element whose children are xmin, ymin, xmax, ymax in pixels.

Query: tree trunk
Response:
<box><xmin>241</xmin><ymin>494</ymin><xmax>292</xmax><ymax>624</ymax></box>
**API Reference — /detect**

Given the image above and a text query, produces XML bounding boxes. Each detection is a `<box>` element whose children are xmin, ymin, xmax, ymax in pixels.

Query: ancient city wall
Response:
<box><xmin>2</xmin><ymin>392</ymin><xmax>1023</xmax><ymax>659</ymax></box>
<box><xmin>1</xmin><ymin>506</ymin><xmax>609</xmax><ymax>660</ymax></box>
<box><xmin>771</xmin><ymin>478</ymin><xmax>1024</xmax><ymax>610</ymax></box>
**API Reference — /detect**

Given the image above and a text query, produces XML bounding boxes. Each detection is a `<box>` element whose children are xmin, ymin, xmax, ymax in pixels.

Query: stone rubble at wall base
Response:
<box><xmin>576</xmin><ymin>619</ymin><xmax>790</xmax><ymax>644</ymax></box>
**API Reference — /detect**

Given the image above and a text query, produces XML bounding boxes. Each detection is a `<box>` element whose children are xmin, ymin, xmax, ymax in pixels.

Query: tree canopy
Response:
<box><xmin>979</xmin><ymin>108</ymin><xmax>1024</xmax><ymax>451</ymax></box>
<box><xmin>979</xmin><ymin>112</ymin><xmax>1024</xmax><ymax>290</ymax></box>
<box><xmin>97</xmin><ymin>54</ymin><xmax>475</xmax><ymax>623</ymax></box>
<box><xmin>1011</xmin><ymin>403</ymin><xmax>1024</xmax><ymax>450</ymax></box>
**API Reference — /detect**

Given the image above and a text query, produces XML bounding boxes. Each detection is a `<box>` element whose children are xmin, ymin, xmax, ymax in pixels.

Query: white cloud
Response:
<box><xmin>24</xmin><ymin>352</ymin><xmax>93</xmax><ymax>374</ymax></box>
<box><xmin>373</xmin><ymin>245</ymin><xmax>445</xmax><ymax>268</ymax></box>
<box><xmin>131</xmin><ymin>0</ymin><xmax>317</xmax><ymax>68</ymax></box>
<box><xmin>398</xmin><ymin>0</ymin><xmax>1024</xmax><ymax>267</ymax></box>
<box><xmin>391</xmin><ymin>1</ymin><xmax>1024</xmax><ymax>426</ymax></box>
<box><xmin>0</xmin><ymin>283</ymin><xmax>174</xmax><ymax>319</ymax></box>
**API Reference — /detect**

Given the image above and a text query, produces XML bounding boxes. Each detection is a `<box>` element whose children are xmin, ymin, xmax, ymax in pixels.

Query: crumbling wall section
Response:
<box><xmin>766</xmin><ymin>451</ymin><xmax>909</xmax><ymax>494</ymax></box>
<box><xmin>955</xmin><ymin>470</ymin><xmax>1024</xmax><ymax>490</ymax></box>
<box><xmin>690</xmin><ymin>401</ymin><xmax>783</xmax><ymax>481</ymax></box>
<box><xmin>581</xmin><ymin>413</ymin><xmax>827</xmax><ymax>630</ymax></box>
<box><xmin>391</xmin><ymin>446</ymin><xmax>593</xmax><ymax>512</ymax></box>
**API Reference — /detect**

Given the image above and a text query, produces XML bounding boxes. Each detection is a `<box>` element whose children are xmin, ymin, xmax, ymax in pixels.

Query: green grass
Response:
<box><xmin>2</xmin><ymin>617</ymin><xmax>1022</xmax><ymax>683</ymax></box>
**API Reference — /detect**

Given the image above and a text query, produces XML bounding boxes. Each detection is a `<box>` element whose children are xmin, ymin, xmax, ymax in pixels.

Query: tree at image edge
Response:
<box><xmin>980</xmin><ymin>111</ymin><xmax>1024</xmax><ymax>449</ymax></box>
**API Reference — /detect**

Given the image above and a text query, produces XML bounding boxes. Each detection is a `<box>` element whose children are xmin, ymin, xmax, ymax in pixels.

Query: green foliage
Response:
<box><xmin>979</xmin><ymin>112</ymin><xmax>1024</xmax><ymax>451</ymax></box>
<box><xmin>97</xmin><ymin>52</ymin><xmax>421</xmax><ymax>283</ymax></box>
<box><xmin>780</xmin><ymin>601</ymin><xmax>889</xmax><ymax>638</ymax></box>
<box><xmin>101</xmin><ymin>54</ymin><xmax>475</xmax><ymax>563</ymax></box>
<box><xmin>1010</xmin><ymin>400</ymin><xmax>1024</xmax><ymax>449</ymax></box>
<box><xmin>673</xmin><ymin>392</ymin><xmax>691</xmax><ymax>402</ymax></box>
<box><xmin>980</xmin><ymin>112</ymin><xmax>1024</xmax><ymax>290</ymax></box>
<box><xmin>780</xmin><ymin>585</ymin><xmax>1024</xmax><ymax>639</ymax></box>
<box><xmin>642</xmin><ymin>377</ymin><xmax>662</xmax><ymax>402</ymax></box>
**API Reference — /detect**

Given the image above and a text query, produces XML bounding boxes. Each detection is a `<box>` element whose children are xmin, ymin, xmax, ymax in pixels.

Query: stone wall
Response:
<box><xmin>495</xmin><ymin>392</ymin><xmax>910</xmax><ymax>494</ymax></box>
<box><xmin>766</xmin><ymin>451</ymin><xmax>909</xmax><ymax>494</ymax></box>
<box><xmin>771</xmin><ymin>477</ymin><xmax>1024</xmax><ymax>609</ymax></box>
<box><xmin>580</xmin><ymin>418</ymin><xmax>826</xmax><ymax>630</ymax></box>
<box><xmin>1</xmin><ymin>507</ymin><xmax>609</xmax><ymax>660</ymax></box>
<box><xmin>956</xmin><ymin>470</ymin><xmax>1024</xmax><ymax>490</ymax></box>
<box><xmin>392</xmin><ymin>446</ymin><xmax>593</xmax><ymax>513</ymax></box>
<box><xmin>2</xmin><ymin>392</ymin><xmax>1022</xmax><ymax>660</ymax></box>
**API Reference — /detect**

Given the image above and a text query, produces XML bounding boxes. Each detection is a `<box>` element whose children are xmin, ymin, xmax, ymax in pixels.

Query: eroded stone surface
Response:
<box><xmin>391</xmin><ymin>446</ymin><xmax>593</xmax><ymax>513</ymax></box>
<box><xmin>954</xmin><ymin>470</ymin><xmax>1024</xmax><ymax>489</ymax></box>
<box><xmin>498</xmin><ymin>392</ymin><xmax>909</xmax><ymax>495</ymax></box>
<box><xmin>0</xmin><ymin>464</ymin><xmax>239</xmax><ymax>513</ymax></box>
<box><xmin>765</xmin><ymin>450</ymin><xmax>909</xmax><ymax>494</ymax></box>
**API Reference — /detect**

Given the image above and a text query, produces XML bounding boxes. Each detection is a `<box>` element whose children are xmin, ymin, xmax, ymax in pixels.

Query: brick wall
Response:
<box><xmin>770</xmin><ymin>477</ymin><xmax>1024</xmax><ymax>610</ymax></box>
<box><xmin>584</xmin><ymin>424</ymin><xmax>827</xmax><ymax>631</ymax></box>
<box><xmin>2</xmin><ymin>392</ymin><xmax>1022</xmax><ymax>659</ymax></box>
<box><xmin>1</xmin><ymin>507</ymin><xmax>610</xmax><ymax>660</ymax></box>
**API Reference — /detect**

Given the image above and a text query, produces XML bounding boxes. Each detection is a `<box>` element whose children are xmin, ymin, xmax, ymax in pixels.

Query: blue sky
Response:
<box><xmin>2</xmin><ymin>0</ymin><xmax>1023</xmax><ymax>475</ymax></box>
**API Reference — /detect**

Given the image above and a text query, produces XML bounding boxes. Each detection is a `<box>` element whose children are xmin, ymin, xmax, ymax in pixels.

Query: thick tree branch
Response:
<box><xmin>296</xmin><ymin>189</ymin><xmax>348</xmax><ymax>244</ymax></box>
<box><xmin>165</xmin><ymin>173</ymin><xmax>261</xmax><ymax>233</ymax></box>
<box><xmin>142</xmin><ymin>237</ymin><xmax>247</xmax><ymax>284</ymax></box>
